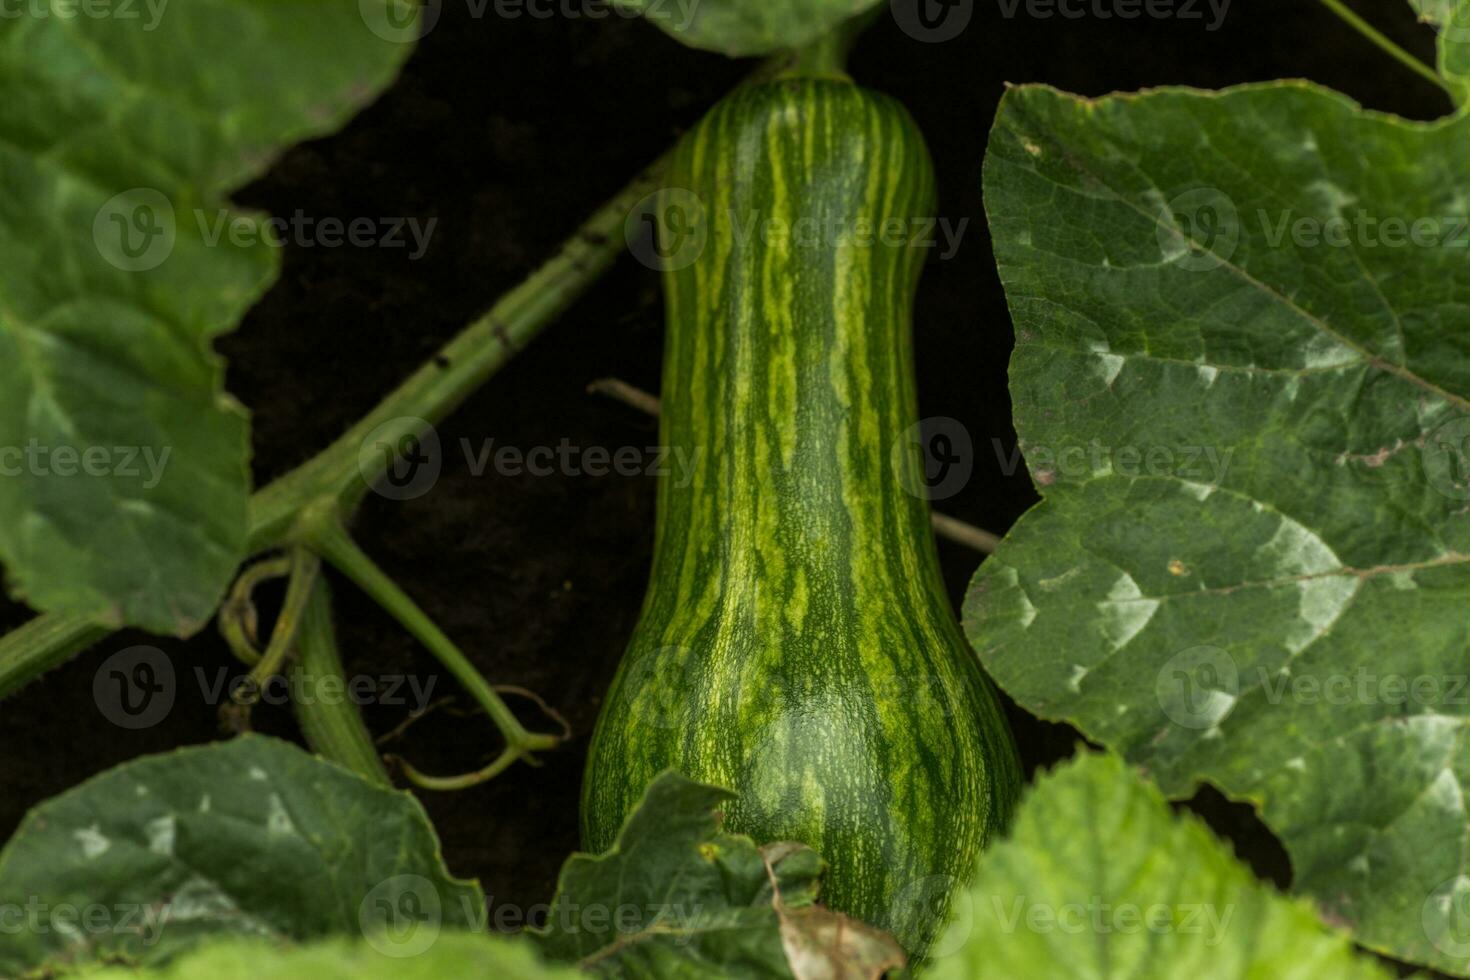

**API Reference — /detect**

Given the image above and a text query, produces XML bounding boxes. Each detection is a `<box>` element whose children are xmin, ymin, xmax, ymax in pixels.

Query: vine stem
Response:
<box><xmin>1315</xmin><ymin>0</ymin><xmax>1458</xmax><ymax>101</ymax></box>
<box><xmin>231</xmin><ymin>549</ymin><xmax>320</xmax><ymax>709</ymax></box>
<box><xmin>0</xmin><ymin>617</ymin><xmax>111</xmax><ymax>697</ymax></box>
<box><xmin>217</xmin><ymin>555</ymin><xmax>294</xmax><ymax>667</ymax></box>
<box><xmin>305</xmin><ymin>517</ymin><xmax>562</xmax><ymax>781</ymax></box>
<box><xmin>292</xmin><ymin>578</ymin><xmax>393</xmax><ymax>788</ymax></box>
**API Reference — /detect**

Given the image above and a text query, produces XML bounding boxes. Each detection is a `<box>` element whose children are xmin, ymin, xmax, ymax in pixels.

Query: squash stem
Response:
<box><xmin>783</xmin><ymin>12</ymin><xmax>879</xmax><ymax>80</ymax></box>
<box><xmin>786</xmin><ymin>34</ymin><xmax>852</xmax><ymax>79</ymax></box>
<box><xmin>305</xmin><ymin>518</ymin><xmax>563</xmax><ymax>779</ymax></box>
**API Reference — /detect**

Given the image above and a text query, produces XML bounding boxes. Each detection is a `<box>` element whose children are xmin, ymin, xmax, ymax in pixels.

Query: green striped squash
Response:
<box><xmin>582</xmin><ymin>76</ymin><xmax>1021</xmax><ymax>959</ymax></box>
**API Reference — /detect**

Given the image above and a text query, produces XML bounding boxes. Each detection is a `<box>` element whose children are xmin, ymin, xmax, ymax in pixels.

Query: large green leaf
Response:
<box><xmin>86</xmin><ymin>934</ymin><xmax>580</xmax><ymax>980</ymax></box>
<box><xmin>967</xmin><ymin>82</ymin><xmax>1470</xmax><ymax>974</ymax></box>
<box><xmin>0</xmin><ymin>2</ymin><xmax>415</xmax><ymax>634</ymax></box>
<box><xmin>532</xmin><ymin>772</ymin><xmax>905</xmax><ymax>978</ymax></box>
<box><xmin>0</xmin><ymin>735</ymin><xmax>484</xmax><ymax>975</ymax></box>
<box><xmin>613</xmin><ymin>0</ymin><xmax>880</xmax><ymax>57</ymax></box>
<box><xmin>927</xmin><ymin>751</ymin><xmax>1392</xmax><ymax>979</ymax></box>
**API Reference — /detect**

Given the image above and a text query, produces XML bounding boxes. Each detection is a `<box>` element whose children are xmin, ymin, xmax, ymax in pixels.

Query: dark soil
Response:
<box><xmin>0</xmin><ymin>0</ymin><xmax>1447</xmax><ymax>963</ymax></box>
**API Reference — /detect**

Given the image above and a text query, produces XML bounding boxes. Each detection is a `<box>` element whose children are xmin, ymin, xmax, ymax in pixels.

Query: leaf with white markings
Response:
<box><xmin>968</xmin><ymin>82</ymin><xmax>1470</xmax><ymax>974</ymax></box>
<box><xmin>533</xmin><ymin>772</ymin><xmax>906</xmax><ymax>978</ymax></box>
<box><xmin>0</xmin><ymin>735</ymin><xmax>484</xmax><ymax>975</ymax></box>
<box><xmin>926</xmin><ymin>751</ymin><xmax>1392</xmax><ymax>979</ymax></box>
<box><xmin>0</xmin><ymin>2</ymin><xmax>415</xmax><ymax>634</ymax></box>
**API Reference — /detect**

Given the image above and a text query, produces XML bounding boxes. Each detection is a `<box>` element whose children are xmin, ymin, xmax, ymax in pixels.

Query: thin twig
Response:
<box><xmin>930</xmin><ymin>511</ymin><xmax>1002</xmax><ymax>554</ymax></box>
<box><xmin>586</xmin><ymin>377</ymin><xmax>662</xmax><ymax>416</ymax></box>
<box><xmin>588</xmin><ymin>377</ymin><xmax>1002</xmax><ymax>554</ymax></box>
<box><xmin>1315</xmin><ymin>0</ymin><xmax>1458</xmax><ymax>103</ymax></box>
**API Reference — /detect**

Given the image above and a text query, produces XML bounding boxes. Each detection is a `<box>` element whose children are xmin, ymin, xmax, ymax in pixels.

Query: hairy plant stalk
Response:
<box><xmin>292</xmin><ymin>579</ymin><xmax>392</xmax><ymax>788</ymax></box>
